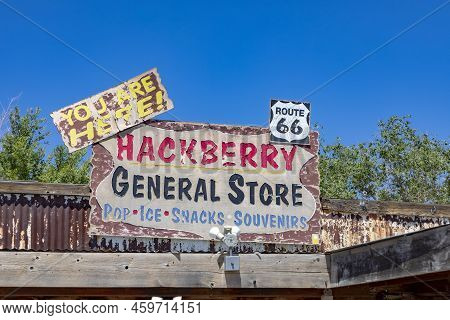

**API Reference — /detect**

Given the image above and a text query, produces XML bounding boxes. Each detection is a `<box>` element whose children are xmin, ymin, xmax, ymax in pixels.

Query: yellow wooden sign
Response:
<box><xmin>51</xmin><ymin>68</ymin><xmax>174</xmax><ymax>152</ymax></box>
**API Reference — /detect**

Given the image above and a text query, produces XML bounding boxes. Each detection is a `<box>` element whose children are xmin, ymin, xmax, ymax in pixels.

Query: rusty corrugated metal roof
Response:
<box><xmin>0</xmin><ymin>194</ymin><xmax>90</xmax><ymax>251</ymax></box>
<box><xmin>1</xmin><ymin>181</ymin><xmax>449</xmax><ymax>253</ymax></box>
<box><xmin>0</xmin><ymin>193</ymin><xmax>321</xmax><ymax>253</ymax></box>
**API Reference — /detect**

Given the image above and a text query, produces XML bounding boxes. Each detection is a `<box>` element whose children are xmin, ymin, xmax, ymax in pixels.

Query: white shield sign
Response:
<box><xmin>269</xmin><ymin>100</ymin><xmax>310</xmax><ymax>145</ymax></box>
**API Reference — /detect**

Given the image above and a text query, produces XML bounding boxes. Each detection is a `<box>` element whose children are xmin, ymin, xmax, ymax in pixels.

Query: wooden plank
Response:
<box><xmin>322</xmin><ymin>198</ymin><xmax>450</xmax><ymax>218</ymax></box>
<box><xmin>328</xmin><ymin>225</ymin><xmax>450</xmax><ymax>288</ymax></box>
<box><xmin>0</xmin><ymin>287</ymin><xmax>325</xmax><ymax>299</ymax></box>
<box><xmin>2</xmin><ymin>272</ymin><xmax>448</xmax><ymax>298</ymax></box>
<box><xmin>0</xmin><ymin>252</ymin><xmax>330</xmax><ymax>289</ymax></box>
<box><xmin>0</xmin><ymin>181</ymin><xmax>90</xmax><ymax>196</ymax></box>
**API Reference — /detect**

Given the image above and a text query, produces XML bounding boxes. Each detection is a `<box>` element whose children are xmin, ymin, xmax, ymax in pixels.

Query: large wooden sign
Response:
<box><xmin>89</xmin><ymin>121</ymin><xmax>321</xmax><ymax>244</ymax></box>
<box><xmin>51</xmin><ymin>68</ymin><xmax>173</xmax><ymax>152</ymax></box>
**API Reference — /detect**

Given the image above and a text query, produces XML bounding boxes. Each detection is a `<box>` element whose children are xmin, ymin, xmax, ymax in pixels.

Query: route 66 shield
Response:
<box><xmin>269</xmin><ymin>100</ymin><xmax>310</xmax><ymax>145</ymax></box>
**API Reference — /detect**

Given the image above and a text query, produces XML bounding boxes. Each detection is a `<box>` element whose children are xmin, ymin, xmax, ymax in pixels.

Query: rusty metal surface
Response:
<box><xmin>321</xmin><ymin>212</ymin><xmax>449</xmax><ymax>251</ymax></box>
<box><xmin>0</xmin><ymin>193</ymin><xmax>319</xmax><ymax>253</ymax></box>
<box><xmin>89</xmin><ymin>236</ymin><xmax>320</xmax><ymax>253</ymax></box>
<box><xmin>1</xmin><ymin>190</ymin><xmax>448</xmax><ymax>253</ymax></box>
<box><xmin>0</xmin><ymin>194</ymin><xmax>90</xmax><ymax>251</ymax></box>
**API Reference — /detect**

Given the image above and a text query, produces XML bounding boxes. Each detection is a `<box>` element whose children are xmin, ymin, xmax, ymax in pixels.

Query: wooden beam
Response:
<box><xmin>321</xmin><ymin>198</ymin><xmax>450</xmax><ymax>217</ymax></box>
<box><xmin>0</xmin><ymin>180</ymin><xmax>90</xmax><ymax>196</ymax></box>
<box><xmin>328</xmin><ymin>225</ymin><xmax>450</xmax><ymax>288</ymax></box>
<box><xmin>1</xmin><ymin>181</ymin><xmax>449</xmax><ymax>217</ymax></box>
<box><xmin>0</xmin><ymin>252</ymin><xmax>330</xmax><ymax>289</ymax></box>
<box><xmin>0</xmin><ymin>287</ymin><xmax>325</xmax><ymax>299</ymax></box>
<box><xmin>2</xmin><ymin>272</ymin><xmax>448</xmax><ymax>298</ymax></box>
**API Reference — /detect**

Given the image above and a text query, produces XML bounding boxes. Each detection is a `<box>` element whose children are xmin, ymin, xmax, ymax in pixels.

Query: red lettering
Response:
<box><xmin>222</xmin><ymin>142</ymin><xmax>236</xmax><ymax>167</ymax></box>
<box><xmin>240</xmin><ymin>143</ymin><xmax>257</xmax><ymax>168</ymax></box>
<box><xmin>180</xmin><ymin>139</ymin><xmax>197</xmax><ymax>164</ymax></box>
<box><xmin>281</xmin><ymin>146</ymin><xmax>296</xmax><ymax>171</ymax></box>
<box><xmin>201</xmin><ymin>140</ymin><xmax>218</xmax><ymax>165</ymax></box>
<box><xmin>117</xmin><ymin>134</ymin><xmax>134</xmax><ymax>161</ymax></box>
<box><xmin>261</xmin><ymin>144</ymin><xmax>279</xmax><ymax>169</ymax></box>
<box><xmin>158</xmin><ymin>137</ymin><xmax>175</xmax><ymax>163</ymax></box>
<box><xmin>180</xmin><ymin>139</ymin><xmax>187</xmax><ymax>159</ymax></box>
<box><xmin>137</xmin><ymin>136</ymin><xmax>155</xmax><ymax>162</ymax></box>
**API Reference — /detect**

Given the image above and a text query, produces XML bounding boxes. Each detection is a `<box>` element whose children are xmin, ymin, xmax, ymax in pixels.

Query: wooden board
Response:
<box><xmin>322</xmin><ymin>198</ymin><xmax>450</xmax><ymax>217</ymax></box>
<box><xmin>328</xmin><ymin>225</ymin><xmax>450</xmax><ymax>287</ymax></box>
<box><xmin>0</xmin><ymin>181</ymin><xmax>90</xmax><ymax>196</ymax></box>
<box><xmin>0</xmin><ymin>252</ymin><xmax>330</xmax><ymax>289</ymax></box>
<box><xmin>0</xmin><ymin>226</ymin><xmax>448</xmax><ymax>298</ymax></box>
<box><xmin>51</xmin><ymin>68</ymin><xmax>174</xmax><ymax>152</ymax></box>
<box><xmin>0</xmin><ymin>287</ymin><xmax>326</xmax><ymax>299</ymax></box>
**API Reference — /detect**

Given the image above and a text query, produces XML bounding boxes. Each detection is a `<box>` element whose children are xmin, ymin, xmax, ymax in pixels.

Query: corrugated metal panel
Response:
<box><xmin>321</xmin><ymin>212</ymin><xmax>449</xmax><ymax>251</ymax></box>
<box><xmin>1</xmin><ymin>191</ymin><xmax>448</xmax><ymax>253</ymax></box>
<box><xmin>0</xmin><ymin>193</ymin><xmax>319</xmax><ymax>253</ymax></box>
<box><xmin>0</xmin><ymin>194</ymin><xmax>90</xmax><ymax>251</ymax></box>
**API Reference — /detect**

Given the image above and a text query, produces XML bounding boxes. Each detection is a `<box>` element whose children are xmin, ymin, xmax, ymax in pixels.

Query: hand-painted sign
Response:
<box><xmin>89</xmin><ymin>121</ymin><xmax>321</xmax><ymax>244</ymax></box>
<box><xmin>51</xmin><ymin>68</ymin><xmax>174</xmax><ymax>152</ymax></box>
<box><xmin>269</xmin><ymin>100</ymin><xmax>310</xmax><ymax>145</ymax></box>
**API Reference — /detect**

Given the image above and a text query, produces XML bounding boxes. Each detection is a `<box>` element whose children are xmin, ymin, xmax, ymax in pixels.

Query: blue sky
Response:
<box><xmin>0</xmin><ymin>0</ymin><xmax>449</xmax><ymax>151</ymax></box>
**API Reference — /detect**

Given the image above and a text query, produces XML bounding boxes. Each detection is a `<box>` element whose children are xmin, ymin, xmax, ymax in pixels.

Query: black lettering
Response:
<box><xmin>292</xmin><ymin>184</ymin><xmax>302</xmax><ymax>206</ymax></box>
<box><xmin>133</xmin><ymin>175</ymin><xmax>144</xmax><ymax>198</ymax></box>
<box><xmin>148</xmin><ymin>175</ymin><xmax>160</xmax><ymax>200</ymax></box>
<box><xmin>228</xmin><ymin>173</ymin><xmax>244</xmax><ymax>205</ymax></box>
<box><xmin>164</xmin><ymin>176</ymin><xmax>175</xmax><ymax>200</ymax></box>
<box><xmin>259</xmin><ymin>183</ymin><xmax>273</xmax><ymax>206</ymax></box>
<box><xmin>112</xmin><ymin>166</ymin><xmax>128</xmax><ymax>197</ymax></box>
<box><xmin>194</xmin><ymin>178</ymin><xmax>207</xmax><ymax>202</ymax></box>
<box><xmin>210</xmin><ymin>180</ymin><xmax>221</xmax><ymax>202</ymax></box>
<box><xmin>246</xmin><ymin>181</ymin><xmax>258</xmax><ymax>205</ymax></box>
<box><xmin>275</xmin><ymin>184</ymin><xmax>289</xmax><ymax>205</ymax></box>
<box><xmin>178</xmin><ymin>178</ymin><xmax>192</xmax><ymax>201</ymax></box>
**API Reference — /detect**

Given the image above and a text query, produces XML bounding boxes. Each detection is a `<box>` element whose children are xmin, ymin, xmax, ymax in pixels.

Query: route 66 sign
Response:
<box><xmin>269</xmin><ymin>100</ymin><xmax>310</xmax><ymax>145</ymax></box>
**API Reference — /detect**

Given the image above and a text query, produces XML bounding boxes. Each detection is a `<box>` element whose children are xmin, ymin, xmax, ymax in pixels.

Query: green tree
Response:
<box><xmin>374</xmin><ymin>116</ymin><xmax>449</xmax><ymax>203</ymax></box>
<box><xmin>320</xmin><ymin>116</ymin><xmax>449</xmax><ymax>204</ymax></box>
<box><xmin>319</xmin><ymin>140</ymin><xmax>379</xmax><ymax>200</ymax></box>
<box><xmin>0</xmin><ymin>107</ymin><xmax>47</xmax><ymax>180</ymax></box>
<box><xmin>40</xmin><ymin>146</ymin><xmax>90</xmax><ymax>184</ymax></box>
<box><xmin>0</xmin><ymin>106</ymin><xmax>90</xmax><ymax>184</ymax></box>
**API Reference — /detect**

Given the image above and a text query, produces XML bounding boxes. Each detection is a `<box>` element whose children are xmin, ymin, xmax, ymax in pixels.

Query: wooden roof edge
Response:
<box><xmin>0</xmin><ymin>180</ymin><xmax>90</xmax><ymax>197</ymax></box>
<box><xmin>321</xmin><ymin>198</ymin><xmax>450</xmax><ymax>218</ymax></box>
<box><xmin>327</xmin><ymin>224</ymin><xmax>450</xmax><ymax>288</ymax></box>
<box><xmin>0</xmin><ymin>180</ymin><xmax>449</xmax><ymax>217</ymax></box>
<box><xmin>325</xmin><ymin>224</ymin><xmax>450</xmax><ymax>254</ymax></box>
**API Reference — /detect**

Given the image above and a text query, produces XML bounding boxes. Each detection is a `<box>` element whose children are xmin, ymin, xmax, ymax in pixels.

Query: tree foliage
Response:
<box><xmin>40</xmin><ymin>146</ymin><xmax>90</xmax><ymax>184</ymax></box>
<box><xmin>0</xmin><ymin>107</ymin><xmax>48</xmax><ymax>180</ymax></box>
<box><xmin>0</xmin><ymin>108</ymin><xmax>448</xmax><ymax>204</ymax></box>
<box><xmin>320</xmin><ymin>116</ymin><xmax>449</xmax><ymax>204</ymax></box>
<box><xmin>0</xmin><ymin>106</ymin><xmax>90</xmax><ymax>184</ymax></box>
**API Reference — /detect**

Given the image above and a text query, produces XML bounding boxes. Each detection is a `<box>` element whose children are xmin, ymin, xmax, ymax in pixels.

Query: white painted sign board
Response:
<box><xmin>89</xmin><ymin>121</ymin><xmax>321</xmax><ymax>244</ymax></box>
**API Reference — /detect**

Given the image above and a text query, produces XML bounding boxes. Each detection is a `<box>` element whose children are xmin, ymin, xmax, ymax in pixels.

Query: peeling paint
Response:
<box><xmin>89</xmin><ymin>120</ymin><xmax>322</xmax><ymax>244</ymax></box>
<box><xmin>320</xmin><ymin>212</ymin><xmax>449</xmax><ymax>251</ymax></box>
<box><xmin>51</xmin><ymin>68</ymin><xmax>174</xmax><ymax>152</ymax></box>
<box><xmin>0</xmin><ymin>192</ymin><xmax>448</xmax><ymax>253</ymax></box>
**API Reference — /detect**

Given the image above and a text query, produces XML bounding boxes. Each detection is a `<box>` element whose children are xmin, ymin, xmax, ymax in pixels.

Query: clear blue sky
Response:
<box><xmin>0</xmin><ymin>0</ymin><xmax>449</xmax><ymax>151</ymax></box>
